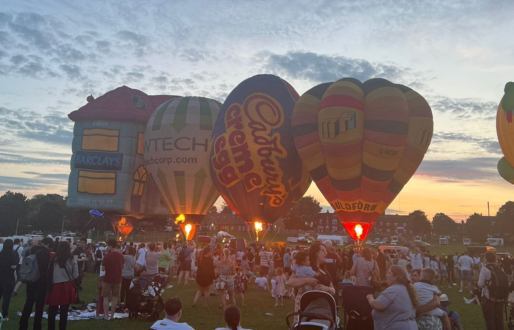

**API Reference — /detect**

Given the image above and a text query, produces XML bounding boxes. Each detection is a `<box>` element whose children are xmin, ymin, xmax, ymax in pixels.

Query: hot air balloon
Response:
<box><xmin>496</xmin><ymin>82</ymin><xmax>514</xmax><ymax>184</ymax></box>
<box><xmin>292</xmin><ymin>78</ymin><xmax>433</xmax><ymax>243</ymax></box>
<box><xmin>144</xmin><ymin>96</ymin><xmax>221</xmax><ymax>239</ymax></box>
<box><xmin>67</xmin><ymin>86</ymin><xmax>177</xmax><ymax>238</ymax></box>
<box><xmin>210</xmin><ymin>75</ymin><xmax>311</xmax><ymax>241</ymax></box>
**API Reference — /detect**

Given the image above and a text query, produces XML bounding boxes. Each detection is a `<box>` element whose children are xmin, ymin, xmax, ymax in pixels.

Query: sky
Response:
<box><xmin>1</xmin><ymin>0</ymin><xmax>514</xmax><ymax>222</ymax></box>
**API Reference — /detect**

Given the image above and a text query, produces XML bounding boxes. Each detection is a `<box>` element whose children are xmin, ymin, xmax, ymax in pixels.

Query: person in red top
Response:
<box><xmin>101</xmin><ymin>239</ymin><xmax>124</xmax><ymax>320</ymax></box>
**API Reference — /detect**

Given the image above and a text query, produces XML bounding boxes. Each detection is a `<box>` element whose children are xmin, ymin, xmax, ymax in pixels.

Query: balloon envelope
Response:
<box><xmin>292</xmin><ymin>78</ymin><xmax>433</xmax><ymax>241</ymax></box>
<box><xmin>496</xmin><ymin>82</ymin><xmax>514</xmax><ymax>184</ymax></box>
<box><xmin>144</xmin><ymin>97</ymin><xmax>221</xmax><ymax>223</ymax></box>
<box><xmin>210</xmin><ymin>75</ymin><xmax>311</xmax><ymax>225</ymax></box>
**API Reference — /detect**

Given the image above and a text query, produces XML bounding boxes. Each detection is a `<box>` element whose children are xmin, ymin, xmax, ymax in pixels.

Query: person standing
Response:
<box><xmin>135</xmin><ymin>242</ymin><xmax>147</xmax><ymax>274</ymax></box>
<box><xmin>145</xmin><ymin>243</ymin><xmax>163</xmax><ymax>281</ymax></box>
<box><xmin>19</xmin><ymin>237</ymin><xmax>53</xmax><ymax>330</ymax></box>
<box><xmin>409</xmin><ymin>247</ymin><xmax>423</xmax><ymax>270</ymax></box>
<box><xmin>72</xmin><ymin>238</ymin><xmax>88</xmax><ymax>304</ymax></box>
<box><xmin>258</xmin><ymin>248</ymin><xmax>273</xmax><ymax>279</ymax></box>
<box><xmin>219</xmin><ymin>248</ymin><xmax>236</xmax><ymax>310</ymax></box>
<box><xmin>283</xmin><ymin>248</ymin><xmax>291</xmax><ymax>276</ymax></box>
<box><xmin>0</xmin><ymin>239</ymin><xmax>18</xmax><ymax>320</ymax></box>
<box><xmin>120</xmin><ymin>246</ymin><xmax>135</xmax><ymax>304</ymax></box>
<box><xmin>177</xmin><ymin>243</ymin><xmax>192</xmax><ymax>286</ymax></box>
<box><xmin>94</xmin><ymin>243</ymin><xmax>105</xmax><ymax>273</ymax></box>
<box><xmin>193</xmin><ymin>246</ymin><xmax>215</xmax><ymax>307</ymax></box>
<box><xmin>376</xmin><ymin>250</ymin><xmax>387</xmax><ymax>280</ymax></box>
<box><xmin>101</xmin><ymin>239</ymin><xmax>124</xmax><ymax>320</ymax></box>
<box><xmin>458</xmin><ymin>251</ymin><xmax>474</xmax><ymax>293</ymax></box>
<box><xmin>45</xmin><ymin>241</ymin><xmax>79</xmax><ymax>330</ymax></box>
<box><xmin>13</xmin><ymin>239</ymin><xmax>36</xmax><ymax>297</ymax></box>
<box><xmin>446</xmin><ymin>254</ymin><xmax>455</xmax><ymax>286</ymax></box>
<box><xmin>350</xmin><ymin>248</ymin><xmax>378</xmax><ymax>287</ymax></box>
<box><xmin>478</xmin><ymin>251</ymin><xmax>507</xmax><ymax>330</ymax></box>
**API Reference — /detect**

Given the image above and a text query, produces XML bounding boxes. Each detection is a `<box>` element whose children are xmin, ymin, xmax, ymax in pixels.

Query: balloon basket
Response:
<box><xmin>353</xmin><ymin>240</ymin><xmax>363</xmax><ymax>250</ymax></box>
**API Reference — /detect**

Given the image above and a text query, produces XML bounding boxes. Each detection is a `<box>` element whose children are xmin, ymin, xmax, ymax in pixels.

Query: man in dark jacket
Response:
<box><xmin>19</xmin><ymin>237</ymin><xmax>53</xmax><ymax>330</ymax></box>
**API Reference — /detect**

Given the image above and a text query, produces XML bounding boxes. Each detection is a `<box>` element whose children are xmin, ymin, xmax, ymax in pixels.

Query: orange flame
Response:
<box><xmin>179</xmin><ymin>223</ymin><xmax>196</xmax><ymax>241</ymax></box>
<box><xmin>175</xmin><ymin>214</ymin><xmax>185</xmax><ymax>224</ymax></box>
<box><xmin>115</xmin><ymin>217</ymin><xmax>134</xmax><ymax>239</ymax></box>
<box><xmin>355</xmin><ymin>224</ymin><xmax>363</xmax><ymax>240</ymax></box>
<box><xmin>254</xmin><ymin>221</ymin><xmax>263</xmax><ymax>241</ymax></box>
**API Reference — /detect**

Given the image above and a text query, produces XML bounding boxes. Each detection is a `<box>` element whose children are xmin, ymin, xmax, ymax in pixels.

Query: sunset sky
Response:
<box><xmin>1</xmin><ymin>1</ymin><xmax>513</xmax><ymax>222</ymax></box>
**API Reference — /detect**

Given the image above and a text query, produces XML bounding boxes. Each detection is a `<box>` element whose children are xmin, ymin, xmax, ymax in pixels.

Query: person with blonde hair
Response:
<box><xmin>367</xmin><ymin>265</ymin><xmax>419</xmax><ymax>330</ymax></box>
<box><xmin>218</xmin><ymin>248</ymin><xmax>236</xmax><ymax>310</ymax></box>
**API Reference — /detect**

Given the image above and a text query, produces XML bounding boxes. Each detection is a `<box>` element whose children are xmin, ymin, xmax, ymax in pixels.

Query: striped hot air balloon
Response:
<box><xmin>144</xmin><ymin>97</ymin><xmax>221</xmax><ymax>226</ymax></box>
<box><xmin>292</xmin><ymin>78</ymin><xmax>433</xmax><ymax>242</ymax></box>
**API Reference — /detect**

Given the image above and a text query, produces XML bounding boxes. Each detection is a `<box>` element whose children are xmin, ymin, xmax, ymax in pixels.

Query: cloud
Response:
<box><xmin>262</xmin><ymin>51</ymin><xmax>427</xmax><ymax>87</ymax></box>
<box><xmin>59</xmin><ymin>64</ymin><xmax>83</xmax><ymax>80</ymax></box>
<box><xmin>0</xmin><ymin>107</ymin><xmax>73</xmax><ymax>146</ymax></box>
<box><xmin>0</xmin><ymin>152</ymin><xmax>69</xmax><ymax>165</ymax></box>
<box><xmin>429</xmin><ymin>95</ymin><xmax>497</xmax><ymax>117</ymax></box>
<box><xmin>0</xmin><ymin>174</ymin><xmax>67</xmax><ymax>192</ymax></box>
<box><xmin>432</xmin><ymin>132</ymin><xmax>502</xmax><ymax>154</ymax></box>
<box><xmin>416</xmin><ymin>157</ymin><xmax>498</xmax><ymax>182</ymax></box>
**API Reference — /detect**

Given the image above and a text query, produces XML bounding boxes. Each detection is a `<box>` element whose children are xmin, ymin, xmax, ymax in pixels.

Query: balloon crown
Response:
<box><xmin>503</xmin><ymin>82</ymin><xmax>514</xmax><ymax>112</ymax></box>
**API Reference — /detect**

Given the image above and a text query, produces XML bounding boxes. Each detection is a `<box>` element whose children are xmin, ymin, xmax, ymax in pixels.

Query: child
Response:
<box><xmin>414</xmin><ymin>268</ymin><xmax>451</xmax><ymax>330</ymax></box>
<box><xmin>273</xmin><ymin>268</ymin><xmax>286</xmax><ymax>306</ymax></box>
<box><xmin>342</xmin><ymin>271</ymin><xmax>354</xmax><ymax>285</ymax></box>
<box><xmin>240</xmin><ymin>255</ymin><xmax>254</xmax><ymax>278</ymax></box>
<box><xmin>294</xmin><ymin>251</ymin><xmax>316</xmax><ymax>291</ymax></box>
<box><xmin>254</xmin><ymin>271</ymin><xmax>269</xmax><ymax>291</ymax></box>
<box><xmin>235</xmin><ymin>269</ymin><xmax>249</xmax><ymax>306</ymax></box>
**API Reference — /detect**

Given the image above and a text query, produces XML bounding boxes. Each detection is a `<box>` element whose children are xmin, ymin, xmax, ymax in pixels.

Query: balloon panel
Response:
<box><xmin>144</xmin><ymin>97</ymin><xmax>221</xmax><ymax>223</ymax></box>
<box><xmin>498</xmin><ymin>157</ymin><xmax>514</xmax><ymax>184</ymax></box>
<box><xmin>292</xmin><ymin>78</ymin><xmax>433</xmax><ymax>241</ymax></box>
<box><xmin>210</xmin><ymin>75</ymin><xmax>311</xmax><ymax>224</ymax></box>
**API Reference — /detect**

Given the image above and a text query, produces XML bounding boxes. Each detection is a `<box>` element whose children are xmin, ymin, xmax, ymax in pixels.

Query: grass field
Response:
<box><xmin>3</xmin><ymin>243</ymin><xmax>514</xmax><ymax>330</ymax></box>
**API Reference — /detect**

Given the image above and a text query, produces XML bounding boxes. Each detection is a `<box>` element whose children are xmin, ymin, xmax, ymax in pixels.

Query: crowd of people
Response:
<box><xmin>0</xmin><ymin>235</ymin><xmax>513</xmax><ymax>330</ymax></box>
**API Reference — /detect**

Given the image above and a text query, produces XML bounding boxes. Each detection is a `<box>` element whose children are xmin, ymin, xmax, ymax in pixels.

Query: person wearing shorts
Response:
<box><xmin>101</xmin><ymin>239</ymin><xmax>124</xmax><ymax>320</ymax></box>
<box><xmin>458</xmin><ymin>251</ymin><xmax>474</xmax><ymax>293</ymax></box>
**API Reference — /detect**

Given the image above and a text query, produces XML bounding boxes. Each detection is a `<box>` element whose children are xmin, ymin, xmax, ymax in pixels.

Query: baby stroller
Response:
<box><xmin>126</xmin><ymin>277</ymin><xmax>165</xmax><ymax>321</ymax></box>
<box><xmin>286</xmin><ymin>290</ymin><xmax>339</xmax><ymax>330</ymax></box>
<box><xmin>340</xmin><ymin>285</ymin><xmax>374</xmax><ymax>330</ymax></box>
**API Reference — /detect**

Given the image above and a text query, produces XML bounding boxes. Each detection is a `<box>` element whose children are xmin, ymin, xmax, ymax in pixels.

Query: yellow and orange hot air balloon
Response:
<box><xmin>292</xmin><ymin>78</ymin><xmax>433</xmax><ymax>243</ymax></box>
<box><xmin>496</xmin><ymin>82</ymin><xmax>514</xmax><ymax>183</ymax></box>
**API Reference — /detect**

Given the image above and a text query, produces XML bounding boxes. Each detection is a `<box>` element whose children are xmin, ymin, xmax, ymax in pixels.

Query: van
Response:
<box><xmin>463</xmin><ymin>238</ymin><xmax>471</xmax><ymax>246</ymax></box>
<box><xmin>378</xmin><ymin>245</ymin><xmax>409</xmax><ymax>257</ymax></box>
<box><xmin>485</xmin><ymin>238</ymin><xmax>504</xmax><ymax>246</ymax></box>
<box><xmin>439</xmin><ymin>237</ymin><xmax>448</xmax><ymax>245</ymax></box>
<box><xmin>467</xmin><ymin>246</ymin><xmax>496</xmax><ymax>255</ymax></box>
<box><xmin>229</xmin><ymin>238</ymin><xmax>246</xmax><ymax>252</ymax></box>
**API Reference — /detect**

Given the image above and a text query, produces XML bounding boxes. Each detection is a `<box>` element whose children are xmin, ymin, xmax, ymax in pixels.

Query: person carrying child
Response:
<box><xmin>414</xmin><ymin>267</ymin><xmax>451</xmax><ymax>330</ymax></box>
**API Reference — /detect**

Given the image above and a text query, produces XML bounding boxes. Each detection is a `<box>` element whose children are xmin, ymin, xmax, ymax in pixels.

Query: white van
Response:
<box><xmin>378</xmin><ymin>245</ymin><xmax>409</xmax><ymax>257</ymax></box>
<box><xmin>463</xmin><ymin>238</ymin><xmax>471</xmax><ymax>246</ymax></box>
<box><xmin>317</xmin><ymin>235</ymin><xmax>347</xmax><ymax>246</ymax></box>
<box><xmin>439</xmin><ymin>237</ymin><xmax>448</xmax><ymax>245</ymax></box>
<box><xmin>414</xmin><ymin>236</ymin><xmax>422</xmax><ymax>243</ymax></box>
<box><xmin>486</xmin><ymin>238</ymin><xmax>504</xmax><ymax>246</ymax></box>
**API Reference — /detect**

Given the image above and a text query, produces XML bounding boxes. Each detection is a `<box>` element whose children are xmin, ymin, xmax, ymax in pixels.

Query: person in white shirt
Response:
<box><xmin>409</xmin><ymin>248</ymin><xmax>423</xmax><ymax>270</ymax></box>
<box><xmin>149</xmin><ymin>297</ymin><xmax>195</xmax><ymax>330</ymax></box>
<box><xmin>215</xmin><ymin>305</ymin><xmax>252</xmax><ymax>330</ymax></box>
<box><xmin>458</xmin><ymin>251</ymin><xmax>474</xmax><ymax>293</ymax></box>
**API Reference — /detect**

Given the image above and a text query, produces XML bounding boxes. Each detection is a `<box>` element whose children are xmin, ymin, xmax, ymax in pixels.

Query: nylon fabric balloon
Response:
<box><xmin>496</xmin><ymin>82</ymin><xmax>514</xmax><ymax>184</ymax></box>
<box><xmin>292</xmin><ymin>78</ymin><xmax>433</xmax><ymax>242</ymax></box>
<box><xmin>210</xmin><ymin>74</ymin><xmax>311</xmax><ymax>228</ymax></box>
<box><xmin>144</xmin><ymin>96</ymin><xmax>221</xmax><ymax>223</ymax></box>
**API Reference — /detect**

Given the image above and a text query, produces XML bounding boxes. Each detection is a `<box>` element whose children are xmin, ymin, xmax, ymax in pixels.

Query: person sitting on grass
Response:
<box><xmin>414</xmin><ymin>268</ymin><xmax>451</xmax><ymax>330</ymax></box>
<box><xmin>439</xmin><ymin>294</ymin><xmax>463</xmax><ymax>330</ymax></box>
<box><xmin>149</xmin><ymin>297</ymin><xmax>194</xmax><ymax>330</ymax></box>
<box><xmin>215</xmin><ymin>305</ymin><xmax>252</xmax><ymax>330</ymax></box>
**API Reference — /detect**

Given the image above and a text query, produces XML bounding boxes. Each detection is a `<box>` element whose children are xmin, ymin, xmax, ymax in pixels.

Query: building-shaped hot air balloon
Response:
<box><xmin>67</xmin><ymin>86</ymin><xmax>177</xmax><ymax>236</ymax></box>
<box><xmin>292</xmin><ymin>78</ymin><xmax>433</xmax><ymax>243</ymax></box>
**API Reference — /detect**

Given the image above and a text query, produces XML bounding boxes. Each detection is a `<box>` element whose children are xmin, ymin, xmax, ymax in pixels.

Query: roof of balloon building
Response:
<box><xmin>68</xmin><ymin>85</ymin><xmax>178</xmax><ymax>124</ymax></box>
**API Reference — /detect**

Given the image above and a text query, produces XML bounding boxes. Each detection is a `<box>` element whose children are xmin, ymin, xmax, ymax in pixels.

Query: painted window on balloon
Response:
<box><xmin>132</xmin><ymin>166</ymin><xmax>147</xmax><ymax>196</ymax></box>
<box><xmin>78</xmin><ymin>170</ymin><xmax>116</xmax><ymax>195</ymax></box>
<box><xmin>137</xmin><ymin>133</ymin><xmax>144</xmax><ymax>155</ymax></box>
<box><xmin>82</xmin><ymin>129</ymin><xmax>120</xmax><ymax>152</ymax></box>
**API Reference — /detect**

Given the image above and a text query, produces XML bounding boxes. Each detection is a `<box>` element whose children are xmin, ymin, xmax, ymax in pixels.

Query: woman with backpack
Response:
<box><xmin>45</xmin><ymin>240</ymin><xmax>78</xmax><ymax>330</ymax></box>
<box><xmin>0</xmin><ymin>239</ymin><xmax>18</xmax><ymax>320</ymax></box>
<box><xmin>177</xmin><ymin>242</ymin><xmax>192</xmax><ymax>286</ymax></box>
<box><xmin>478</xmin><ymin>251</ymin><xmax>508</xmax><ymax>330</ymax></box>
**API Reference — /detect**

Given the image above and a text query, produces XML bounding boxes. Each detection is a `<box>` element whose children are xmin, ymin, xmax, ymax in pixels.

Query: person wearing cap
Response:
<box><xmin>439</xmin><ymin>294</ymin><xmax>463</xmax><ymax>330</ymax></box>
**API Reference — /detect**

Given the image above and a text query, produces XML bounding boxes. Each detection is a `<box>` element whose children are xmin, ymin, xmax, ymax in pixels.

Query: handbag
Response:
<box><xmin>370</xmin><ymin>261</ymin><xmax>382</xmax><ymax>288</ymax></box>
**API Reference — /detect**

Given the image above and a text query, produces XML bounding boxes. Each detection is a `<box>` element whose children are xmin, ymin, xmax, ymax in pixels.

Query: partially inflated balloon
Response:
<box><xmin>144</xmin><ymin>97</ymin><xmax>221</xmax><ymax>223</ymax></box>
<box><xmin>210</xmin><ymin>75</ymin><xmax>311</xmax><ymax>227</ymax></box>
<box><xmin>292</xmin><ymin>78</ymin><xmax>433</xmax><ymax>242</ymax></box>
<box><xmin>496</xmin><ymin>82</ymin><xmax>514</xmax><ymax>184</ymax></box>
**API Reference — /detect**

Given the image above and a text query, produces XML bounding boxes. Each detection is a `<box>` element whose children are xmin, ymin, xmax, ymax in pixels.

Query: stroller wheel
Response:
<box><xmin>150</xmin><ymin>310</ymin><xmax>160</xmax><ymax>322</ymax></box>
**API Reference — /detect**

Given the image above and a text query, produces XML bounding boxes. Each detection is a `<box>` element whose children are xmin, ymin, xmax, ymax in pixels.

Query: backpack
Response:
<box><xmin>95</xmin><ymin>248</ymin><xmax>103</xmax><ymax>259</ymax></box>
<box><xmin>19</xmin><ymin>249</ymin><xmax>43</xmax><ymax>284</ymax></box>
<box><xmin>486</xmin><ymin>264</ymin><xmax>509</xmax><ymax>302</ymax></box>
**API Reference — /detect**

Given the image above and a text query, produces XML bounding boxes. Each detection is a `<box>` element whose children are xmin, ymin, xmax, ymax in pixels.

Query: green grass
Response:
<box><xmin>4</xmin><ymin>243</ymin><xmax>514</xmax><ymax>330</ymax></box>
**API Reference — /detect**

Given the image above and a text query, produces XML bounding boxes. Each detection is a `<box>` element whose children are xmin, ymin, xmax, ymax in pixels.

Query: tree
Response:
<box><xmin>0</xmin><ymin>191</ymin><xmax>28</xmax><ymax>236</ymax></box>
<box><xmin>465</xmin><ymin>213</ymin><xmax>492</xmax><ymax>243</ymax></box>
<box><xmin>409</xmin><ymin>210</ymin><xmax>431</xmax><ymax>235</ymax></box>
<box><xmin>432</xmin><ymin>213</ymin><xmax>456</xmax><ymax>236</ymax></box>
<box><xmin>209</xmin><ymin>205</ymin><xmax>218</xmax><ymax>214</ymax></box>
<box><xmin>282</xmin><ymin>196</ymin><xmax>322</xmax><ymax>230</ymax></box>
<box><xmin>494</xmin><ymin>201</ymin><xmax>514</xmax><ymax>236</ymax></box>
<box><xmin>220</xmin><ymin>202</ymin><xmax>233</xmax><ymax>214</ymax></box>
<box><xmin>27</xmin><ymin>194</ymin><xmax>66</xmax><ymax>232</ymax></box>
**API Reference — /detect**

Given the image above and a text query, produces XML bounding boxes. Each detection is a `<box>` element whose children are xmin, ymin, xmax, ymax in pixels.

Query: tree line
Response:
<box><xmin>1</xmin><ymin>190</ymin><xmax>513</xmax><ymax>243</ymax></box>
